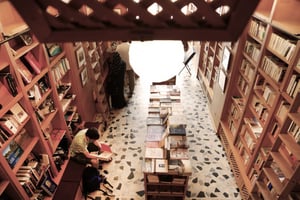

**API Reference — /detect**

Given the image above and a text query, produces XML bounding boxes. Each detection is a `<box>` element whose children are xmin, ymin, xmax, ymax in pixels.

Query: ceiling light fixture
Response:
<box><xmin>129</xmin><ymin>40</ymin><xmax>185</xmax><ymax>83</ymax></box>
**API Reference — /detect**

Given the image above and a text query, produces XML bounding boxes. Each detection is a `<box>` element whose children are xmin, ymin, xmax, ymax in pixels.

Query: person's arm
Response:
<box><xmin>83</xmin><ymin>150</ymin><xmax>109</xmax><ymax>161</ymax></box>
<box><xmin>93</xmin><ymin>139</ymin><xmax>102</xmax><ymax>151</ymax></box>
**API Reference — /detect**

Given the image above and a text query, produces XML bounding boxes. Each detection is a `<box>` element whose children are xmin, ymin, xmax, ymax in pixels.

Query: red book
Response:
<box><xmin>100</xmin><ymin>143</ymin><xmax>112</xmax><ymax>153</ymax></box>
<box><xmin>24</xmin><ymin>52</ymin><xmax>42</xmax><ymax>74</ymax></box>
<box><xmin>99</xmin><ymin>143</ymin><xmax>113</xmax><ymax>161</ymax></box>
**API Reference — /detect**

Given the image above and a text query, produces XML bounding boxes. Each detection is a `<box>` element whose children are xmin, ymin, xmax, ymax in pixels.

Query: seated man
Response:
<box><xmin>69</xmin><ymin>127</ymin><xmax>112</xmax><ymax>169</ymax></box>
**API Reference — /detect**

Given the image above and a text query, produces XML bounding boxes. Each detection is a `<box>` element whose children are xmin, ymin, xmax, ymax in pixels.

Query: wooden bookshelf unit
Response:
<box><xmin>0</xmin><ymin>2</ymin><xmax>110</xmax><ymax>199</ymax></box>
<box><xmin>197</xmin><ymin>0</ymin><xmax>300</xmax><ymax>199</ymax></box>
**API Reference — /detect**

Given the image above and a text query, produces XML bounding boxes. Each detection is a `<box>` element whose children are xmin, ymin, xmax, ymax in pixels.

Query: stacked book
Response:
<box><xmin>144</xmin><ymin>84</ymin><xmax>191</xmax><ymax>175</ymax></box>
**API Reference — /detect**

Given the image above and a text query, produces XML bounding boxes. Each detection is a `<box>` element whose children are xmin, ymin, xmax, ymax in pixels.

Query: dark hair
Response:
<box><xmin>85</xmin><ymin>127</ymin><xmax>100</xmax><ymax>140</ymax></box>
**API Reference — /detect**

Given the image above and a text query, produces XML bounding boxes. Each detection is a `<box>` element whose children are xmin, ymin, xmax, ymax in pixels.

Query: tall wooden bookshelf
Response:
<box><xmin>82</xmin><ymin>41</ymin><xmax>110</xmax><ymax>129</ymax></box>
<box><xmin>0</xmin><ymin>1</ymin><xmax>110</xmax><ymax>199</ymax></box>
<box><xmin>212</xmin><ymin>0</ymin><xmax>300</xmax><ymax>199</ymax></box>
<box><xmin>0</xmin><ymin>1</ymin><xmax>71</xmax><ymax>197</ymax></box>
<box><xmin>197</xmin><ymin>39</ymin><xmax>241</xmax><ymax>129</ymax></box>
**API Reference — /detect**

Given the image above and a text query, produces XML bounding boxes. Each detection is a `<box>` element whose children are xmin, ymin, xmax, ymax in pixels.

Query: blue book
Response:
<box><xmin>2</xmin><ymin>140</ymin><xmax>24</xmax><ymax>168</ymax></box>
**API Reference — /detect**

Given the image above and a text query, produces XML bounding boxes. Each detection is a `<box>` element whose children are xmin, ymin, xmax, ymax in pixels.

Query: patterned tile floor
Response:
<box><xmin>85</xmin><ymin>69</ymin><xmax>241</xmax><ymax>200</ymax></box>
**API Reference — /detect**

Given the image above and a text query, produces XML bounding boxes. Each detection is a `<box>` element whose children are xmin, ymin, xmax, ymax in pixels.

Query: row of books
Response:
<box><xmin>238</xmin><ymin>75</ymin><xmax>250</xmax><ymax>96</ymax></box>
<box><xmin>241</xmin><ymin>59</ymin><xmax>256</xmax><ymax>82</ymax></box>
<box><xmin>251</xmin><ymin>95</ymin><xmax>269</xmax><ymax>124</ymax></box>
<box><xmin>261</xmin><ymin>56</ymin><xmax>287</xmax><ymax>82</ymax></box>
<box><xmin>261</xmin><ymin>84</ymin><xmax>276</xmax><ymax>106</ymax></box>
<box><xmin>286</xmin><ymin>74</ymin><xmax>300</xmax><ymax>98</ymax></box>
<box><xmin>268</xmin><ymin>32</ymin><xmax>297</xmax><ymax>62</ymax></box>
<box><xmin>287</xmin><ymin>120</ymin><xmax>300</xmax><ymax>144</ymax></box>
<box><xmin>249</xmin><ymin>18</ymin><xmax>266</xmax><ymax>41</ymax></box>
<box><xmin>17</xmin><ymin>155</ymin><xmax>57</xmax><ymax>198</ymax></box>
<box><xmin>50</xmin><ymin>57</ymin><xmax>70</xmax><ymax>83</ymax></box>
<box><xmin>244</xmin><ymin>40</ymin><xmax>261</xmax><ymax>63</ymax></box>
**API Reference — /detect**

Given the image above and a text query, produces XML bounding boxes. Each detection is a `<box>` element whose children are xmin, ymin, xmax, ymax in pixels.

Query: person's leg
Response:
<box><xmin>128</xmin><ymin>70</ymin><xmax>135</xmax><ymax>96</ymax></box>
<box><xmin>71</xmin><ymin>153</ymin><xmax>91</xmax><ymax>166</ymax></box>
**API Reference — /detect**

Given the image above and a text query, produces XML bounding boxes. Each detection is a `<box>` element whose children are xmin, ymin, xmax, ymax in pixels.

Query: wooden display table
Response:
<box><xmin>143</xmin><ymin>159</ymin><xmax>192</xmax><ymax>200</ymax></box>
<box><xmin>143</xmin><ymin>85</ymin><xmax>192</xmax><ymax>200</ymax></box>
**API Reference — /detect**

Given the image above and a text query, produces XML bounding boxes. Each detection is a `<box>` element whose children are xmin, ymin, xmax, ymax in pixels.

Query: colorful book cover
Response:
<box><xmin>2</xmin><ymin>140</ymin><xmax>24</xmax><ymax>168</ymax></box>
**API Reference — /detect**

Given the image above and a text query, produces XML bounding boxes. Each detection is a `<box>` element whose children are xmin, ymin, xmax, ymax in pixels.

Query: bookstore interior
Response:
<box><xmin>1</xmin><ymin>0</ymin><xmax>300</xmax><ymax>200</ymax></box>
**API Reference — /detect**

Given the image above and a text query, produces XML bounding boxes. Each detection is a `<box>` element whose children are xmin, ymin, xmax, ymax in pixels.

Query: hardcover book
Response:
<box><xmin>147</xmin><ymin>174</ymin><xmax>159</xmax><ymax>183</ymax></box>
<box><xmin>155</xmin><ymin>159</ymin><xmax>168</xmax><ymax>173</ymax></box>
<box><xmin>169</xmin><ymin>148</ymin><xmax>189</xmax><ymax>160</ymax></box>
<box><xmin>2</xmin><ymin>114</ymin><xmax>20</xmax><ymax>129</ymax></box>
<box><xmin>0</xmin><ymin>118</ymin><xmax>18</xmax><ymax>135</ymax></box>
<box><xmin>145</xmin><ymin>147</ymin><xmax>165</xmax><ymax>159</ymax></box>
<box><xmin>169</xmin><ymin>126</ymin><xmax>186</xmax><ymax>136</ymax></box>
<box><xmin>100</xmin><ymin>143</ymin><xmax>112</xmax><ymax>152</ymax></box>
<box><xmin>146</xmin><ymin>117</ymin><xmax>162</xmax><ymax>125</ymax></box>
<box><xmin>40</xmin><ymin>174</ymin><xmax>57</xmax><ymax>196</ymax></box>
<box><xmin>146</xmin><ymin>125</ymin><xmax>165</xmax><ymax>142</ymax></box>
<box><xmin>167</xmin><ymin>135</ymin><xmax>189</xmax><ymax>149</ymax></box>
<box><xmin>10</xmin><ymin>102</ymin><xmax>28</xmax><ymax>124</ymax></box>
<box><xmin>2</xmin><ymin>140</ymin><xmax>24</xmax><ymax>168</ymax></box>
<box><xmin>23</xmin><ymin>52</ymin><xmax>42</xmax><ymax>74</ymax></box>
<box><xmin>143</xmin><ymin>158</ymin><xmax>155</xmax><ymax>173</ymax></box>
<box><xmin>19</xmin><ymin>180</ymin><xmax>35</xmax><ymax>197</ymax></box>
<box><xmin>168</xmin><ymin>115</ymin><xmax>187</xmax><ymax>128</ymax></box>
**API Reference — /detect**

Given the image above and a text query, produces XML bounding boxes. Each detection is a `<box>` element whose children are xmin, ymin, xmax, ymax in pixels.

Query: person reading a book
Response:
<box><xmin>69</xmin><ymin>127</ymin><xmax>112</xmax><ymax>169</ymax></box>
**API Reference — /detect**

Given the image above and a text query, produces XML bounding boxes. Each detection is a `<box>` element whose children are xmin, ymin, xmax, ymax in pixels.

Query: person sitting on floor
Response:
<box><xmin>69</xmin><ymin>127</ymin><xmax>111</xmax><ymax>169</ymax></box>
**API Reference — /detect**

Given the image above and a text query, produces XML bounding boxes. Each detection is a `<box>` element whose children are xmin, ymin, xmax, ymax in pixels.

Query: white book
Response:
<box><xmin>292</xmin><ymin>80</ymin><xmax>300</xmax><ymax>98</ymax></box>
<box><xmin>10</xmin><ymin>103</ymin><xmax>28</xmax><ymax>124</ymax></box>
<box><xmin>0</xmin><ymin>119</ymin><xmax>18</xmax><ymax>135</ymax></box>
<box><xmin>286</xmin><ymin>74</ymin><xmax>297</xmax><ymax>94</ymax></box>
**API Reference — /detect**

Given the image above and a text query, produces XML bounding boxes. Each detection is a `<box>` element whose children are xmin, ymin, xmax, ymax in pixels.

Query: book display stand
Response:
<box><xmin>143</xmin><ymin>85</ymin><xmax>192</xmax><ymax>200</ymax></box>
